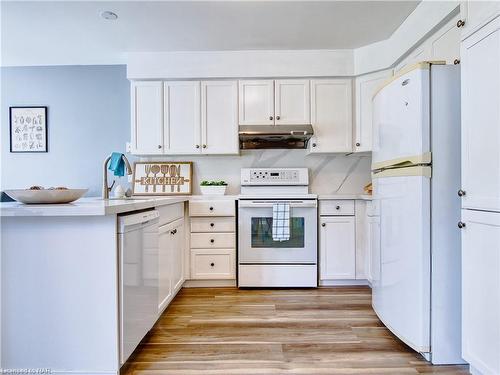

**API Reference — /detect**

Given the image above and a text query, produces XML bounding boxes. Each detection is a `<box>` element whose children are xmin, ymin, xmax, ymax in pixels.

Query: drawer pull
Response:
<box><xmin>210</xmin><ymin>223</ymin><xmax>215</xmax><ymax>227</ymax></box>
<box><xmin>170</xmin><ymin>229</ymin><xmax>177</xmax><ymax>235</ymax></box>
<box><xmin>210</xmin><ymin>262</ymin><xmax>215</xmax><ymax>267</ymax></box>
<box><xmin>335</xmin><ymin>205</ymin><xmax>341</xmax><ymax>210</ymax></box>
<box><xmin>210</xmin><ymin>239</ymin><xmax>215</xmax><ymax>243</ymax></box>
<box><xmin>209</xmin><ymin>206</ymin><xmax>214</xmax><ymax>211</ymax></box>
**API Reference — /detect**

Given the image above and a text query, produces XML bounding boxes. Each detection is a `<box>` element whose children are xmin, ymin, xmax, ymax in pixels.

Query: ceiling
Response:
<box><xmin>1</xmin><ymin>1</ymin><xmax>421</xmax><ymax>66</ymax></box>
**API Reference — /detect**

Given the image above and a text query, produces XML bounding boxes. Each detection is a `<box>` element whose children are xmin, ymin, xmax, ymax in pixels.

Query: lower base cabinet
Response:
<box><xmin>190</xmin><ymin>248</ymin><xmax>236</xmax><ymax>279</ymax></box>
<box><xmin>462</xmin><ymin>209</ymin><xmax>500</xmax><ymax>375</ymax></box>
<box><xmin>319</xmin><ymin>216</ymin><xmax>356</xmax><ymax>280</ymax></box>
<box><xmin>158</xmin><ymin>217</ymin><xmax>185</xmax><ymax>312</ymax></box>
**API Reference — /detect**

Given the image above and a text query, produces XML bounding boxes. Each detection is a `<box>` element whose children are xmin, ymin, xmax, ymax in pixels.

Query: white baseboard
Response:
<box><xmin>319</xmin><ymin>279</ymin><xmax>371</xmax><ymax>287</ymax></box>
<box><xmin>183</xmin><ymin>279</ymin><xmax>236</xmax><ymax>288</ymax></box>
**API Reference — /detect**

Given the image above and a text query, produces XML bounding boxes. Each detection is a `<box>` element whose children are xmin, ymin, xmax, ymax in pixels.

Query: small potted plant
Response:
<box><xmin>200</xmin><ymin>180</ymin><xmax>228</xmax><ymax>195</ymax></box>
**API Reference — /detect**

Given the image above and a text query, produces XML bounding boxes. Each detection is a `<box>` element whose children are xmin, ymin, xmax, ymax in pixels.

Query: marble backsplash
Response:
<box><xmin>143</xmin><ymin>149</ymin><xmax>371</xmax><ymax>196</ymax></box>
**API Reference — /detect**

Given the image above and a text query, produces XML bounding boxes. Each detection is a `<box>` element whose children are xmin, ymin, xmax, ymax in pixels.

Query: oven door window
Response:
<box><xmin>251</xmin><ymin>217</ymin><xmax>305</xmax><ymax>248</ymax></box>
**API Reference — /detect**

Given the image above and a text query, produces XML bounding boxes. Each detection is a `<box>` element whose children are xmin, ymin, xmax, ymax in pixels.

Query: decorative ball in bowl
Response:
<box><xmin>200</xmin><ymin>181</ymin><xmax>227</xmax><ymax>195</ymax></box>
<box><xmin>5</xmin><ymin>186</ymin><xmax>88</xmax><ymax>204</ymax></box>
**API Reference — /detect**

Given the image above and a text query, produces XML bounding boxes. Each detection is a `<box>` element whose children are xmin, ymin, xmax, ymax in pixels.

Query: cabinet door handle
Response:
<box><xmin>355</xmin><ymin>142</ymin><xmax>361</xmax><ymax>147</ymax></box>
<box><xmin>195</xmin><ymin>145</ymin><xmax>200</xmax><ymax>149</ymax></box>
<box><xmin>454</xmin><ymin>59</ymin><xmax>461</xmax><ymax>65</ymax></box>
<box><xmin>456</xmin><ymin>19</ymin><xmax>466</xmax><ymax>28</ymax></box>
<box><xmin>209</xmin><ymin>206</ymin><xmax>214</xmax><ymax>211</ymax></box>
<box><xmin>202</xmin><ymin>144</ymin><xmax>207</xmax><ymax>149</ymax></box>
<box><xmin>210</xmin><ymin>262</ymin><xmax>215</xmax><ymax>267</ymax></box>
<box><xmin>336</xmin><ymin>205</ymin><xmax>341</xmax><ymax>210</ymax></box>
<box><xmin>312</xmin><ymin>143</ymin><xmax>317</xmax><ymax>148</ymax></box>
<box><xmin>210</xmin><ymin>223</ymin><xmax>215</xmax><ymax>227</ymax></box>
<box><xmin>458</xmin><ymin>221</ymin><xmax>466</xmax><ymax>229</ymax></box>
<box><xmin>170</xmin><ymin>229</ymin><xmax>177</xmax><ymax>235</ymax></box>
<box><xmin>210</xmin><ymin>239</ymin><xmax>215</xmax><ymax>243</ymax></box>
<box><xmin>158</xmin><ymin>145</ymin><xmax>162</xmax><ymax>149</ymax></box>
<box><xmin>269</xmin><ymin>116</ymin><xmax>274</xmax><ymax>121</ymax></box>
<box><xmin>321</xmin><ymin>223</ymin><xmax>326</xmax><ymax>227</ymax></box>
<box><xmin>276</xmin><ymin>115</ymin><xmax>281</xmax><ymax>120</ymax></box>
<box><xmin>458</xmin><ymin>189</ymin><xmax>466</xmax><ymax>197</ymax></box>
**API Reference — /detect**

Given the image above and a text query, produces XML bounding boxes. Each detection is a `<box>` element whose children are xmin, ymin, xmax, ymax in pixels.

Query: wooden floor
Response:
<box><xmin>122</xmin><ymin>287</ymin><xmax>469</xmax><ymax>375</ymax></box>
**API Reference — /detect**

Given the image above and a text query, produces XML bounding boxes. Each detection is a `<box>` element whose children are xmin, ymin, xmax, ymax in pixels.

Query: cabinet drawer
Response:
<box><xmin>190</xmin><ymin>249</ymin><xmax>236</xmax><ymax>279</ymax></box>
<box><xmin>189</xmin><ymin>200</ymin><xmax>235</xmax><ymax>217</ymax></box>
<box><xmin>157</xmin><ymin>203</ymin><xmax>184</xmax><ymax>226</ymax></box>
<box><xmin>319</xmin><ymin>200</ymin><xmax>355</xmax><ymax>216</ymax></box>
<box><xmin>191</xmin><ymin>232</ymin><xmax>236</xmax><ymax>249</ymax></box>
<box><xmin>191</xmin><ymin>217</ymin><xmax>235</xmax><ymax>233</ymax></box>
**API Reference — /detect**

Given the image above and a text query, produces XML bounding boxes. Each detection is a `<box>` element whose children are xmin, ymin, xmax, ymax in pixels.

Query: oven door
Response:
<box><xmin>238</xmin><ymin>199</ymin><xmax>317</xmax><ymax>264</ymax></box>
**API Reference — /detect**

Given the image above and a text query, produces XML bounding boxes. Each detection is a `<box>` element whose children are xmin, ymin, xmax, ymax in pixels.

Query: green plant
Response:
<box><xmin>200</xmin><ymin>180</ymin><xmax>228</xmax><ymax>186</ymax></box>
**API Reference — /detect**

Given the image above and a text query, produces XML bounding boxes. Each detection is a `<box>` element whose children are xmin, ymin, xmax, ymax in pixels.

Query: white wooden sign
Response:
<box><xmin>132</xmin><ymin>162</ymin><xmax>192</xmax><ymax>195</ymax></box>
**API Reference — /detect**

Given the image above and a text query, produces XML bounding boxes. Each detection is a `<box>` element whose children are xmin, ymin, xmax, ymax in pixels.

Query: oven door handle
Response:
<box><xmin>238</xmin><ymin>200</ymin><xmax>317</xmax><ymax>208</ymax></box>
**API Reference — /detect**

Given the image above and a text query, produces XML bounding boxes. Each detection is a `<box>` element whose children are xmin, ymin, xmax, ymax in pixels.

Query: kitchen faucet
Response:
<box><xmin>102</xmin><ymin>154</ymin><xmax>133</xmax><ymax>199</ymax></box>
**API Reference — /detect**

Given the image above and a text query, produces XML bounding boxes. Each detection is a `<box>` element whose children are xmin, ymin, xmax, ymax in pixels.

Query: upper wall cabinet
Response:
<box><xmin>164</xmin><ymin>81</ymin><xmax>201</xmax><ymax>154</ymax></box>
<box><xmin>460</xmin><ymin>1</ymin><xmax>500</xmax><ymax>40</ymax></box>
<box><xmin>461</xmin><ymin>17</ymin><xmax>500</xmax><ymax>212</ymax></box>
<box><xmin>131</xmin><ymin>81</ymin><xmax>164</xmax><ymax>154</ymax></box>
<box><xmin>395</xmin><ymin>15</ymin><xmax>461</xmax><ymax>73</ymax></box>
<box><xmin>238</xmin><ymin>79</ymin><xmax>310</xmax><ymax>125</ymax></box>
<box><xmin>131</xmin><ymin>80</ymin><xmax>239</xmax><ymax>155</ymax></box>
<box><xmin>309</xmin><ymin>79</ymin><xmax>353</xmax><ymax>153</ymax></box>
<box><xmin>201</xmin><ymin>81</ymin><xmax>239</xmax><ymax>154</ymax></box>
<box><xmin>354</xmin><ymin>70</ymin><xmax>393</xmax><ymax>153</ymax></box>
<box><xmin>274</xmin><ymin>79</ymin><xmax>310</xmax><ymax>125</ymax></box>
<box><xmin>238</xmin><ymin>80</ymin><xmax>274</xmax><ymax>125</ymax></box>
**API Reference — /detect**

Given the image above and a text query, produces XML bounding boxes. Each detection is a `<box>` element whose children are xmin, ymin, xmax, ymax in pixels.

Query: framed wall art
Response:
<box><xmin>132</xmin><ymin>161</ymin><xmax>193</xmax><ymax>196</ymax></box>
<box><xmin>9</xmin><ymin>106</ymin><xmax>48</xmax><ymax>153</ymax></box>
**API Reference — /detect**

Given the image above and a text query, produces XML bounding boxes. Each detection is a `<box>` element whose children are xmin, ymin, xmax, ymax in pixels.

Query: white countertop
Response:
<box><xmin>318</xmin><ymin>194</ymin><xmax>372</xmax><ymax>200</ymax></box>
<box><xmin>0</xmin><ymin>196</ymin><xmax>189</xmax><ymax>217</ymax></box>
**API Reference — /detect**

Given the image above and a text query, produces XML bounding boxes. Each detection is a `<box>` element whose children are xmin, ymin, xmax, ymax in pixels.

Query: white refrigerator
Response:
<box><xmin>371</xmin><ymin>62</ymin><xmax>464</xmax><ymax>364</ymax></box>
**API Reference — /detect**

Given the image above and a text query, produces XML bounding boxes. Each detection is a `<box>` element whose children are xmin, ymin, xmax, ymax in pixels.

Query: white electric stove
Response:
<box><xmin>238</xmin><ymin>168</ymin><xmax>318</xmax><ymax>287</ymax></box>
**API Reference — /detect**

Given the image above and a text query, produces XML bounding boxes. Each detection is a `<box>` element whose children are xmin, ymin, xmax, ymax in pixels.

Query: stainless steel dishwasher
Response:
<box><xmin>118</xmin><ymin>209</ymin><xmax>159</xmax><ymax>364</ymax></box>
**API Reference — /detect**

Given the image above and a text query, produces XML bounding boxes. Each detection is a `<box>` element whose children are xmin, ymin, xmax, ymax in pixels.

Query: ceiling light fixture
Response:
<box><xmin>100</xmin><ymin>11</ymin><xmax>118</xmax><ymax>20</ymax></box>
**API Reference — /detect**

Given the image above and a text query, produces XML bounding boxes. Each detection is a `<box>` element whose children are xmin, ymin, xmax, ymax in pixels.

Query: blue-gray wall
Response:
<box><xmin>1</xmin><ymin>65</ymin><xmax>130</xmax><ymax>196</ymax></box>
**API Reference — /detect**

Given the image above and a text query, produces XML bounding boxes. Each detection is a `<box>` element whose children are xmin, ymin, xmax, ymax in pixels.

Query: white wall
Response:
<box><xmin>1</xmin><ymin>65</ymin><xmax>132</xmax><ymax>197</ymax></box>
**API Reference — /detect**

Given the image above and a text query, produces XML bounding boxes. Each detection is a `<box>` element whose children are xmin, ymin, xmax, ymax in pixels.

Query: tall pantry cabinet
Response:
<box><xmin>459</xmin><ymin>8</ymin><xmax>500</xmax><ymax>375</ymax></box>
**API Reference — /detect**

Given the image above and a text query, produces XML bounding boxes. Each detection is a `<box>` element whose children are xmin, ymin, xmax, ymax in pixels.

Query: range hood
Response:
<box><xmin>239</xmin><ymin>125</ymin><xmax>314</xmax><ymax>149</ymax></box>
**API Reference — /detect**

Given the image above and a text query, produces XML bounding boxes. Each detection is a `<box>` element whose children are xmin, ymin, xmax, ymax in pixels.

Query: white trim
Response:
<box><xmin>319</xmin><ymin>279</ymin><xmax>371</xmax><ymax>287</ymax></box>
<box><xmin>182</xmin><ymin>279</ymin><xmax>236</xmax><ymax>288</ymax></box>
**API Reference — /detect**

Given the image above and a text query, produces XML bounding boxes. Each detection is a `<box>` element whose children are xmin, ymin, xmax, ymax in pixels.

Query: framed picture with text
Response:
<box><xmin>132</xmin><ymin>161</ymin><xmax>193</xmax><ymax>196</ymax></box>
<box><xmin>9</xmin><ymin>106</ymin><xmax>48</xmax><ymax>153</ymax></box>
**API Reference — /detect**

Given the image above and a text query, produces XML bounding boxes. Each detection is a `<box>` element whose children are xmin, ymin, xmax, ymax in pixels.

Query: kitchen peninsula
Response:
<box><xmin>0</xmin><ymin>197</ymin><xmax>188</xmax><ymax>374</ymax></box>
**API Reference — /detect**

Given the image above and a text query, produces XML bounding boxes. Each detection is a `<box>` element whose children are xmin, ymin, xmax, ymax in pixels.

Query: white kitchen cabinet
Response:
<box><xmin>274</xmin><ymin>79</ymin><xmax>310</xmax><ymax>125</ymax></box>
<box><xmin>158</xmin><ymin>216</ymin><xmax>184</xmax><ymax>313</ymax></box>
<box><xmin>131</xmin><ymin>81</ymin><xmax>164</xmax><ymax>154</ymax></box>
<box><xmin>461</xmin><ymin>17</ymin><xmax>500</xmax><ymax>212</ymax></box>
<box><xmin>460</xmin><ymin>1</ymin><xmax>500</xmax><ymax>40</ymax></box>
<box><xmin>238</xmin><ymin>80</ymin><xmax>274</xmax><ymax>125</ymax></box>
<box><xmin>309</xmin><ymin>79</ymin><xmax>353</xmax><ymax>153</ymax></box>
<box><xmin>170</xmin><ymin>218</ymin><xmax>185</xmax><ymax>293</ymax></box>
<box><xmin>430</xmin><ymin>16</ymin><xmax>461</xmax><ymax>65</ymax></box>
<box><xmin>354</xmin><ymin>70</ymin><xmax>392</xmax><ymax>152</ymax></box>
<box><xmin>201</xmin><ymin>81</ymin><xmax>238</xmax><ymax>154</ymax></box>
<box><xmin>319</xmin><ymin>216</ymin><xmax>356</xmax><ymax>280</ymax></box>
<box><xmin>158</xmin><ymin>222</ymin><xmax>173</xmax><ymax>312</ymax></box>
<box><xmin>461</xmin><ymin>209</ymin><xmax>500</xmax><ymax>375</ymax></box>
<box><xmin>164</xmin><ymin>81</ymin><xmax>201</xmax><ymax>154</ymax></box>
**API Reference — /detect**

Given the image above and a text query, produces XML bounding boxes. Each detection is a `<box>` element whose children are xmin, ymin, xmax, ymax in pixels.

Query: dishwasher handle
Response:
<box><xmin>118</xmin><ymin>210</ymin><xmax>160</xmax><ymax>232</ymax></box>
